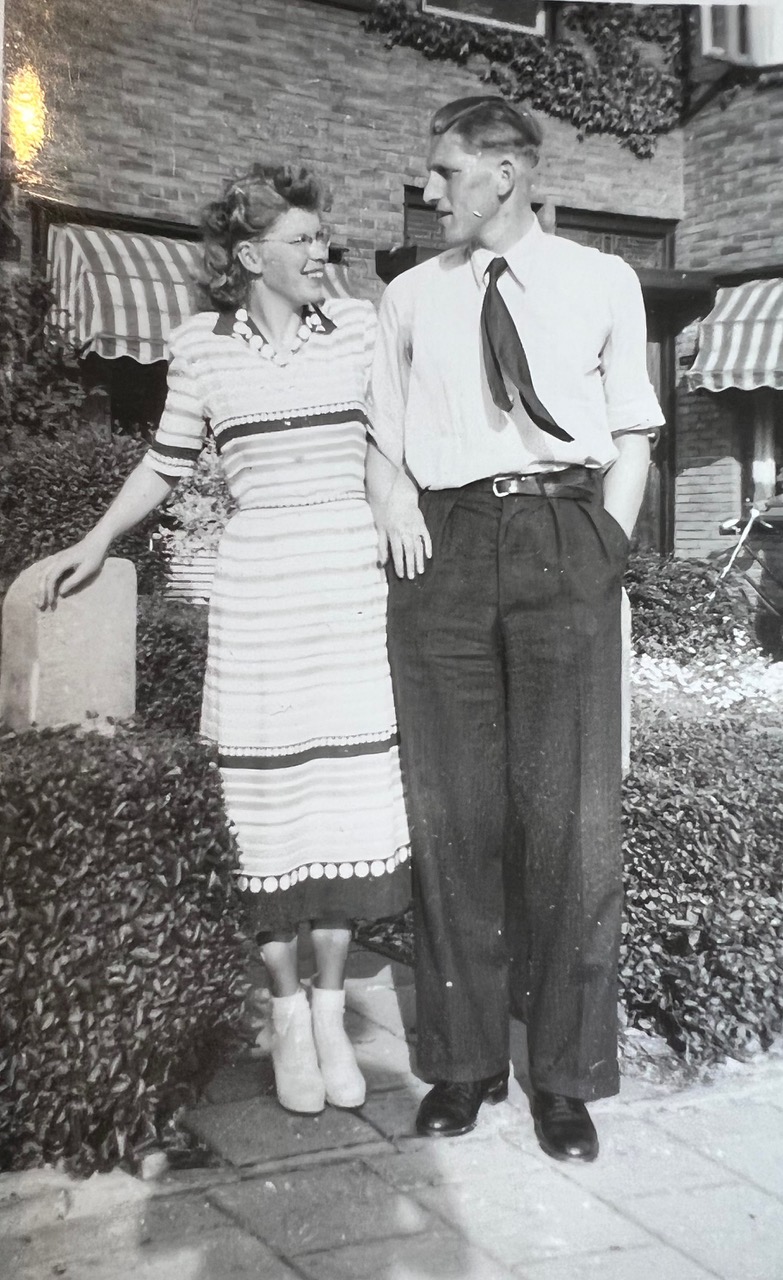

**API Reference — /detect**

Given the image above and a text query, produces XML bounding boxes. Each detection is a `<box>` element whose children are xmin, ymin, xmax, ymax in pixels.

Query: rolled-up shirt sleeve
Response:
<box><xmin>367</xmin><ymin>280</ymin><xmax>412</xmax><ymax>470</ymax></box>
<box><xmin>601</xmin><ymin>259</ymin><xmax>665</xmax><ymax>439</ymax></box>
<box><xmin>143</xmin><ymin>332</ymin><xmax>208</xmax><ymax>480</ymax></box>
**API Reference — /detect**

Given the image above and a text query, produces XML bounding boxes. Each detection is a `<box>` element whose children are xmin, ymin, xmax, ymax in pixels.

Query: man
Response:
<box><xmin>367</xmin><ymin>97</ymin><xmax>663</xmax><ymax>1162</ymax></box>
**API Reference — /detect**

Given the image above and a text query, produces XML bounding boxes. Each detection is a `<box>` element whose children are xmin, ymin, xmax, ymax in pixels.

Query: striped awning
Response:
<box><xmin>686</xmin><ymin>278</ymin><xmax>783</xmax><ymax>393</ymax></box>
<box><xmin>48</xmin><ymin>223</ymin><xmax>203</xmax><ymax>364</ymax></box>
<box><xmin>48</xmin><ymin>222</ymin><xmax>357</xmax><ymax>365</ymax></box>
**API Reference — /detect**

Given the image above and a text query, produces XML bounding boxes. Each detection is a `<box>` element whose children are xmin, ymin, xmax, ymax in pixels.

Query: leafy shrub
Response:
<box><xmin>621</xmin><ymin>706</ymin><xmax>783</xmax><ymax>1064</ymax></box>
<box><xmin>625</xmin><ymin>551</ymin><xmax>754</xmax><ymax>664</ymax></box>
<box><xmin>157</xmin><ymin>441</ymin><xmax>234</xmax><ymax>558</ymax></box>
<box><xmin>0</xmin><ymin>725</ymin><xmax>246</xmax><ymax>1174</ymax></box>
<box><xmin>135</xmin><ymin>596</ymin><xmax>208</xmax><ymax>736</ymax></box>
<box><xmin>0</xmin><ymin>435</ymin><xmax>165</xmax><ymax>595</ymax></box>
<box><xmin>0</xmin><ymin>272</ymin><xmax>86</xmax><ymax>453</ymax></box>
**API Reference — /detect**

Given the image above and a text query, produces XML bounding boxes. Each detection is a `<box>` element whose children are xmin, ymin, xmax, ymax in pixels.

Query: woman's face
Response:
<box><xmin>244</xmin><ymin>206</ymin><xmax>329</xmax><ymax>309</ymax></box>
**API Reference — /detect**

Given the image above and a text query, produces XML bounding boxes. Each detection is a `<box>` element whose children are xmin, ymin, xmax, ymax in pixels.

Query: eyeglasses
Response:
<box><xmin>258</xmin><ymin>231</ymin><xmax>331</xmax><ymax>250</ymax></box>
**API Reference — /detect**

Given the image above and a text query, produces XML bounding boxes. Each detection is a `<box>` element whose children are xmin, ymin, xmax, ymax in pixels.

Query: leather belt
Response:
<box><xmin>465</xmin><ymin>466</ymin><xmax>597</xmax><ymax>499</ymax></box>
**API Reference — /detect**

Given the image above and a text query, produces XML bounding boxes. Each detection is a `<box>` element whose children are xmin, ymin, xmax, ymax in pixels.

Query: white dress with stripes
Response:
<box><xmin>144</xmin><ymin>298</ymin><xmax>410</xmax><ymax>912</ymax></box>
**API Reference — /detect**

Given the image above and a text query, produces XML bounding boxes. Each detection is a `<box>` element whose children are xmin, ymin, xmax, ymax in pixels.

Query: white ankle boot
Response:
<box><xmin>270</xmin><ymin>988</ymin><xmax>325</xmax><ymax>1114</ymax></box>
<box><xmin>311</xmin><ymin>986</ymin><xmax>366</xmax><ymax>1109</ymax></box>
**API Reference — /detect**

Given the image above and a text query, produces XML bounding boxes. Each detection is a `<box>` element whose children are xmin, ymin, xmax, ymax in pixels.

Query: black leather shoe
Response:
<box><xmin>416</xmin><ymin>1070</ymin><xmax>509</xmax><ymax>1137</ymax></box>
<box><xmin>532</xmin><ymin>1090</ymin><xmax>599</xmax><ymax>1162</ymax></box>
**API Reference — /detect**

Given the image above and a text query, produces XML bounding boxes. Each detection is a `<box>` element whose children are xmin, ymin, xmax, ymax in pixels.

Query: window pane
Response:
<box><xmin>710</xmin><ymin>5</ymin><xmax>728</xmax><ymax>51</ymax></box>
<box><xmin>737</xmin><ymin>4</ymin><xmax>750</xmax><ymax>56</ymax></box>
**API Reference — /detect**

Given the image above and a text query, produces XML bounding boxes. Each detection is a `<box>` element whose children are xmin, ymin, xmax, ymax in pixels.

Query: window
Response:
<box><xmin>404</xmin><ymin>186</ymin><xmax>551</xmax><ymax>254</ymax></box>
<box><xmin>403</xmin><ymin>186</ymin><xmax>443</xmax><ymax>253</ymax></box>
<box><xmin>421</xmin><ymin>0</ymin><xmax>545</xmax><ymax>37</ymax></box>
<box><xmin>701</xmin><ymin>5</ymin><xmax>752</xmax><ymax>64</ymax></box>
<box><xmin>555</xmin><ymin>211</ymin><xmax>674</xmax><ymax>272</ymax></box>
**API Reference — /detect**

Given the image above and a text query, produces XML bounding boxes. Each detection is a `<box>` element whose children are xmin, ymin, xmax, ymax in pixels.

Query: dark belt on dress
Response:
<box><xmin>463</xmin><ymin>465</ymin><xmax>599</xmax><ymax>499</ymax></box>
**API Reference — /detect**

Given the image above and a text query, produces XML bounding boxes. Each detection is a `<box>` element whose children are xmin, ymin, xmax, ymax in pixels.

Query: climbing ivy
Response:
<box><xmin>363</xmin><ymin>2</ymin><xmax>685</xmax><ymax>158</ymax></box>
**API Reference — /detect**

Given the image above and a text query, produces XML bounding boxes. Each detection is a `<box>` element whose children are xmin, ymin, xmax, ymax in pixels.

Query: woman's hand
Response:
<box><xmin>37</xmin><ymin>532</ymin><xmax>111</xmax><ymax>610</ymax></box>
<box><xmin>34</xmin><ymin>461</ymin><xmax>178</xmax><ymax>609</ymax></box>
<box><xmin>375</xmin><ymin>472</ymin><xmax>432</xmax><ymax>580</ymax></box>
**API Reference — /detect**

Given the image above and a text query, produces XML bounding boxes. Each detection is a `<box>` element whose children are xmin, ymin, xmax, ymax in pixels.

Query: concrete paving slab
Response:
<box><xmin>184</xmin><ymin>1093</ymin><xmax>382</xmax><ymax>1166</ymax></box>
<box><xmin>0</xmin><ymin>1192</ymin><xmax>233</xmax><ymax>1279</ymax></box>
<box><xmin>359</xmin><ymin>1084</ymin><xmax>436</xmax><ymax>1143</ymax></box>
<box><xmin>364</xmin><ymin>1133</ymin><xmax>544</xmax><ymax>1192</ymax></box>
<box><xmin>502</xmin><ymin>1111</ymin><xmax>733</xmax><ymax>1198</ymax></box>
<box><xmin>0</xmin><ymin>1166</ymin><xmax>151</xmax><ymax>1239</ymax></box>
<box><xmin>351</xmin><ymin>1020</ymin><xmax>422</xmax><ymax>1093</ymax></box>
<box><xmin>623</xmin><ymin>1181</ymin><xmax>783</xmax><ymax>1280</ymax></box>
<box><xmin>6</xmin><ymin>1224</ymin><xmax>300</xmax><ymax>1280</ymax></box>
<box><xmin>199</xmin><ymin>1051</ymin><xmax>275</xmax><ymax>1107</ymax></box>
<box><xmin>411</xmin><ymin>1167</ymin><xmax>652</xmax><ymax>1269</ymax></box>
<box><xmin>347</xmin><ymin>980</ymin><xmax>416</xmax><ymax>1040</ymax></box>
<box><xmin>296</xmin><ymin>1229</ymin><xmax>519</xmax><ymax>1279</ymax></box>
<box><xmin>649</xmin><ymin>1097</ymin><xmax>783</xmax><ymax>1199</ymax></box>
<box><xmin>209</xmin><ymin>1160</ymin><xmax>432</xmax><ymax>1257</ymax></box>
<box><xmin>517</xmin><ymin>1243</ymin><xmax>718</xmax><ymax>1280</ymax></box>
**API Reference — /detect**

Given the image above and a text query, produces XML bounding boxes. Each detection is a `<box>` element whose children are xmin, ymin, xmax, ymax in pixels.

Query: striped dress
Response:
<box><xmin>144</xmin><ymin>297</ymin><xmax>411</xmax><ymax>931</ymax></box>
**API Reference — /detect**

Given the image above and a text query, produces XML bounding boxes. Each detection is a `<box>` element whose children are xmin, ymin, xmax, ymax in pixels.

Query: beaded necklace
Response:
<box><xmin>231</xmin><ymin>305</ymin><xmax>325</xmax><ymax>366</ymax></box>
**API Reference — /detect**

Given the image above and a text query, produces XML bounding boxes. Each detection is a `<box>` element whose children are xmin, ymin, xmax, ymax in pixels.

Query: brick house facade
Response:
<box><xmin>2</xmin><ymin>0</ymin><xmax>782</xmax><ymax>560</ymax></box>
<box><xmin>675</xmin><ymin>77</ymin><xmax>783</xmax><ymax>557</ymax></box>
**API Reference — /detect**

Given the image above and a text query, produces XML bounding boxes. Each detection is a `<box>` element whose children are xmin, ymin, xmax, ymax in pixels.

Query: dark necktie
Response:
<box><xmin>480</xmin><ymin>256</ymin><xmax>573</xmax><ymax>442</ymax></box>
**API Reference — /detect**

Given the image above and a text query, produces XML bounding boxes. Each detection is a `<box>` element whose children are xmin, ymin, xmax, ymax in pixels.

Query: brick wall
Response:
<box><xmin>677</xmin><ymin>84</ymin><xmax>783</xmax><ymax>272</ymax></box>
<box><xmin>674</xmin><ymin>382</ymin><xmax>743</xmax><ymax>560</ymax></box>
<box><xmin>4</xmin><ymin>0</ymin><xmax>683</xmax><ymax>299</ymax></box>
<box><xmin>672</xmin><ymin>83</ymin><xmax>783</xmax><ymax>558</ymax></box>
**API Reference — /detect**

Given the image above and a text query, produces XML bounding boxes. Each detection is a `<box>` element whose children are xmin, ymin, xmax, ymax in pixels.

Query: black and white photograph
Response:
<box><xmin>0</xmin><ymin>1</ymin><xmax>782</xmax><ymax>1277</ymax></box>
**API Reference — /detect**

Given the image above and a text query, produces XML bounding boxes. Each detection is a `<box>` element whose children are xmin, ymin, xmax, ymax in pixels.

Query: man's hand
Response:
<box><xmin>375</xmin><ymin>472</ymin><xmax>432</xmax><ymax>580</ymax></box>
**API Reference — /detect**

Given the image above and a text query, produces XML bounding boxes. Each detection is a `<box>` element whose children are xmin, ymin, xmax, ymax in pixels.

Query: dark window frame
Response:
<box><xmin>402</xmin><ymin>189</ymin><xmax>676</xmax><ymax>270</ymax></box>
<box><xmin>421</xmin><ymin>0</ymin><xmax>545</xmax><ymax>37</ymax></box>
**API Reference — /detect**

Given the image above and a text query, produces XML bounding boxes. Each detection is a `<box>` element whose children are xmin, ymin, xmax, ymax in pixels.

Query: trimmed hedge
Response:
<box><xmin>622</xmin><ymin>706</ymin><xmax>783</xmax><ymax>1064</ymax></box>
<box><xmin>136</xmin><ymin>596</ymin><xmax>208</xmax><ymax>737</ymax></box>
<box><xmin>624</xmin><ymin>551</ymin><xmax>754</xmax><ymax>664</ymax></box>
<box><xmin>0</xmin><ymin>435</ymin><xmax>165</xmax><ymax>596</ymax></box>
<box><xmin>0</xmin><ymin>727</ymin><xmax>246</xmax><ymax>1174</ymax></box>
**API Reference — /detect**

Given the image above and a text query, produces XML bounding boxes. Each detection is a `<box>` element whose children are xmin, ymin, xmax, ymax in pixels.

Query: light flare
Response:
<box><xmin>8</xmin><ymin>65</ymin><xmax>47</xmax><ymax>166</ymax></box>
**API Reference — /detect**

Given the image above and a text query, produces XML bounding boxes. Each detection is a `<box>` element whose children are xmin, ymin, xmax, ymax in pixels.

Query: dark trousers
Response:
<box><xmin>386</xmin><ymin>476</ymin><xmax>627</xmax><ymax>1101</ymax></box>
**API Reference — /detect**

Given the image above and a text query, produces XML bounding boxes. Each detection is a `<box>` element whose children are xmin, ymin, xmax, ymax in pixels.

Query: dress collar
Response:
<box><xmin>470</xmin><ymin>216</ymin><xmax>544</xmax><ymax>289</ymax></box>
<box><xmin>211</xmin><ymin>302</ymin><xmax>336</xmax><ymax>337</ymax></box>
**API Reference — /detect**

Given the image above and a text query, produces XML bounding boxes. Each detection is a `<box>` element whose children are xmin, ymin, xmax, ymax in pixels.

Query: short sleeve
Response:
<box><xmin>143</xmin><ymin>333</ymin><xmax>208</xmax><ymax>480</ymax></box>
<box><xmin>600</xmin><ymin>259</ymin><xmax>665</xmax><ymax>439</ymax></box>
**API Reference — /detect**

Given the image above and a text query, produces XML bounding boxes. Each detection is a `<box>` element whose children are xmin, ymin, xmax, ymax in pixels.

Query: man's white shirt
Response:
<box><xmin>369</xmin><ymin>217</ymin><xmax>665</xmax><ymax>489</ymax></box>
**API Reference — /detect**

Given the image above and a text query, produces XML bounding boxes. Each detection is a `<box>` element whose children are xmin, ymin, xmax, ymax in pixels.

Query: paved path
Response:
<box><xmin>2</xmin><ymin>946</ymin><xmax>782</xmax><ymax>1280</ymax></box>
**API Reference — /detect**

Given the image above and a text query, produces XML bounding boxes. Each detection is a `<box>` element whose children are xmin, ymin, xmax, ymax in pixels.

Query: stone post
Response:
<box><xmin>0</xmin><ymin>558</ymin><xmax>136</xmax><ymax>731</ymax></box>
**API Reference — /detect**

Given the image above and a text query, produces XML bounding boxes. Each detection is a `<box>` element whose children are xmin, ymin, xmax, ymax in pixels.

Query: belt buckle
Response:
<box><xmin>492</xmin><ymin>474</ymin><xmax>516</xmax><ymax>497</ymax></box>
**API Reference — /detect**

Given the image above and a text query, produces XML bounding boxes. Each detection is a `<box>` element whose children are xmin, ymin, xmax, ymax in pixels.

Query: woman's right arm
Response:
<box><xmin>37</xmin><ymin>462</ymin><xmax>177</xmax><ymax>609</ymax></box>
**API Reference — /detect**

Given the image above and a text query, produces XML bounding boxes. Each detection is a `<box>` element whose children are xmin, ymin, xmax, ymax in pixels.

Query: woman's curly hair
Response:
<box><xmin>199</xmin><ymin>163</ymin><xmax>327</xmax><ymax>311</ymax></box>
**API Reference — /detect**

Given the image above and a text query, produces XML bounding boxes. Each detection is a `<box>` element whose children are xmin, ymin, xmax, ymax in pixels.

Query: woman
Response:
<box><xmin>38</xmin><ymin>164</ymin><xmax>411</xmax><ymax>1114</ymax></box>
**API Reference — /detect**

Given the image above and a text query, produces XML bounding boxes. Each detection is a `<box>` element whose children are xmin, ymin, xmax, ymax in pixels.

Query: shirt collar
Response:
<box><xmin>470</xmin><ymin>216</ymin><xmax>544</xmax><ymax>289</ymax></box>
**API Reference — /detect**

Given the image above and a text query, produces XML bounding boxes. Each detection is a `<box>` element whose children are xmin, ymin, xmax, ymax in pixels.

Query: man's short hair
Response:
<box><xmin>430</xmin><ymin>96</ymin><xmax>542</xmax><ymax>160</ymax></box>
